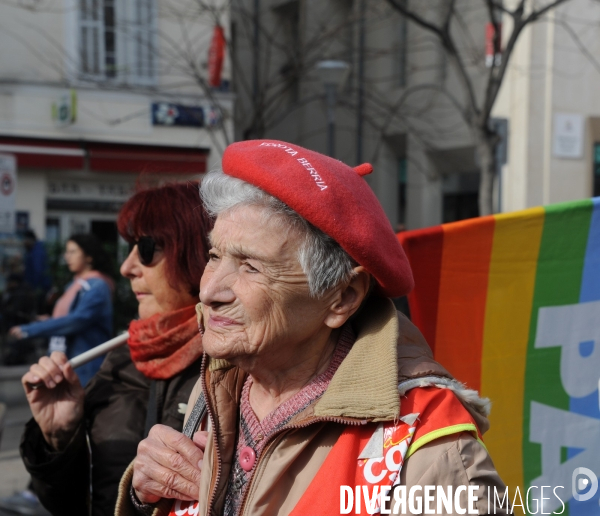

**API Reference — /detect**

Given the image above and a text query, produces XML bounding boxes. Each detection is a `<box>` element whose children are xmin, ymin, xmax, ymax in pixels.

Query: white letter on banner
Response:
<box><xmin>380</xmin><ymin>486</ymin><xmax>392</xmax><ymax>515</ymax></box>
<box><xmin>468</xmin><ymin>486</ymin><xmax>478</xmax><ymax>514</ymax></box>
<box><xmin>409</xmin><ymin>486</ymin><xmax>422</xmax><ymax>513</ymax></box>
<box><xmin>437</xmin><ymin>486</ymin><xmax>453</xmax><ymax>514</ymax></box>
<box><xmin>493</xmin><ymin>487</ymin><xmax>509</xmax><ymax>514</ymax></box>
<box><xmin>540</xmin><ymin>486</ymin><xmax>551</xmax><ymax>515</ymax></box>
<box><xmin>423</xmin><ymin>486</ymin><xmax>435</xmax><ymax>514</ymax></box>
<box><xmin>526</xmin><ymin>486</ymin><xmax>539</xmax><ymax>514</ymax></box>
<box><xmin>553</xmin><ymin>486</ymin><xmax>566</xmax><ymax>514</ymax></box>
<box><xmin>363</xmin><ymin>486</ymin><xmax>379</xmax><ymax>514</ymax></box>
<box><xmin>529</xmin><ymin>401</ymin><xmax>600</xmax><ymax>513</ymax></box>
<box><xmin>340</xmin><ymin>486</ymin><xmax>353</xmax><ymax>514</ymax></box>
<box><xmin>454</xmin><ymin>485</ymin><xmax>467</xmax><ymax>514</ymax></box>
<box><xmin>512</xmin><ymin>487</ymin><xmax>526</xmax><ymax>515</ymax></box>
<box><xmin>535</xmin><ymin>300</ymin><xmax>600</xmax><ymax>398</ymax></box>
<box><xmin>392</xmin><ymin>486</ymin><xmax>406</xmax><ymax>514</ymax></box>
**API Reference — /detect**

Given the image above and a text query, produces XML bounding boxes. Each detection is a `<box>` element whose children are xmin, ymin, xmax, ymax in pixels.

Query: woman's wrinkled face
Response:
<box><xmin>64</xmin><ymin>240</ymin><xmax>91</xmax><ymax>275</ymax></box>
<box><xmin>199</xmin><ymin>205</ymin><xmax>335</xmax><ymax>364</ymax></box>
<box><xmin>120</xmin><ymin>240</ymin><xmax>196</xmax><ymax>320</ymax></box>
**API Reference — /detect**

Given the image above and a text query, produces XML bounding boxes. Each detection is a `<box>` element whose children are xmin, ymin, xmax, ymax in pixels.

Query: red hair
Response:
<box><xmin>117</xmin><ymin>182</ymin><xmax>212</xmax><ymax>297</ymax></box>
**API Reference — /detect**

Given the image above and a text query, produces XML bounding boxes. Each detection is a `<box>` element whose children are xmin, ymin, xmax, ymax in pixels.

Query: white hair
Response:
<box><xmin>199</xmin><ymin>170</ymin><xmax>357</xmax><ymax>298</ymax></box>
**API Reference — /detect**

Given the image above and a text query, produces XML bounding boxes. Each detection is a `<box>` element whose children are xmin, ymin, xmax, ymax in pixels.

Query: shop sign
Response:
<box><xmin>52</xmin><ymin>90</ymin><xmax>77</xmax><ymax>127</ymax></box>
<box><xmin>47</xmin><ymin>180</ymin><xmax>134</xmax><ymax>200</ymax></box>
<box><xmin>553</xmin><ymin>113</ymin><xmax>584</xmax><ymax>159</ymax></box>
<box><xmin>0</xmin><ymin>154</ymin><xmax>17</xmax><ymax>233</ymax></box>
<box><xmin>152</xmin><ymin>103</ymin><xmax>205</xmax><ymax>127</ymax></box>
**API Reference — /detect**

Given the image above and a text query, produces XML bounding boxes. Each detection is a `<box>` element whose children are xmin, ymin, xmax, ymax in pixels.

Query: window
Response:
<box><xmin>594</xmin><ymin>143</ymin><xmax>600</xmax><ymax>197</ymax></box>
<box><xmin>80</xmin><ymin>0</ymin><xmax>107</xmax><ymax>77</ymax></box>
<box><xmin>45</xmin><ymin>218</ymin><xmax>61</xmax><ymax>243</ymax></box>
<box><xmin>79</xmin><ymin>0</ymin><xmax>155</xmax><ymax>84</ymax></box>
<box><xmin>123</xmin><ymin>0</ymin><xmax>155</xmax><ymax>82</ymax></box>
<box><xmin>104</xmin><ymin>0</ymin><xmax>116</xmax><ymax>77</ymax></box>
<box><xmin>273</xmin><ymin>0</ymin><xmax>301</xmax><ymax>104</ymax></box>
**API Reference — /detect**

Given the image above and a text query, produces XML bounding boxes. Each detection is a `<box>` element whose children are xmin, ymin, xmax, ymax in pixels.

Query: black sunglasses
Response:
<box><xmin>128</xmin><ymin>236</ymin><xmax>159</xmax><ymax>266</ymax></box>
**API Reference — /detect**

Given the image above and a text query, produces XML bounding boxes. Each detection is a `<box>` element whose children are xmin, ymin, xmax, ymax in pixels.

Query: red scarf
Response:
<box><xmin>128</xmin><ymin>305</ymin><xmax>203</xmax><ymax>380</ymax></box>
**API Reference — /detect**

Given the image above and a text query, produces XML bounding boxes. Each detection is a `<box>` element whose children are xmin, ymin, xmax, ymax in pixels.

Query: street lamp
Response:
<box><xmin>316</xmin><ymin>60</ymin><xmax>350</xmax><ymax>158</ymax></box>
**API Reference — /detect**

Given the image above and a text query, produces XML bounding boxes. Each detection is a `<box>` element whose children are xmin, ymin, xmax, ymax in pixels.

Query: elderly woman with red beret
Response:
<box><xmin>117</xmin><ymin>141</ymin><xmax>507</xmax><ymax>516</ymax></box>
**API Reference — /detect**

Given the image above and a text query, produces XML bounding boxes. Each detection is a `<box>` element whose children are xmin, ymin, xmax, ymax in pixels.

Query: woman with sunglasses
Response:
<box><xmin>18</xmin><ymin>183</ymin><xmax>212</xmax><ymax>516</ymax></box>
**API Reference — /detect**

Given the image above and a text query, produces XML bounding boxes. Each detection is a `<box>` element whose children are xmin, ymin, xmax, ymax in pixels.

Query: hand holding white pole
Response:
<box><xmin>26</xmin><ymin>332</ymin><xmax>129</xmax><ymax>390</ymax></box>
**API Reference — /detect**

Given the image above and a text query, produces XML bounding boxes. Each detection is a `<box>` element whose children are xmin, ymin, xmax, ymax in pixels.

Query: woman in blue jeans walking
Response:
<box><xmin>10</xmin><ymin>233</ymin><xmax>114</xmax><ymax>386</ymax></box>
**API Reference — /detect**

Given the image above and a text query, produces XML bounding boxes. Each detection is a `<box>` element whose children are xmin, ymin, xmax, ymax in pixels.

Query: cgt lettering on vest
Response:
<box><xmin>340</xmin><ymin>485</ymin><xmax>479</xmax><ymax>515</ymax></box>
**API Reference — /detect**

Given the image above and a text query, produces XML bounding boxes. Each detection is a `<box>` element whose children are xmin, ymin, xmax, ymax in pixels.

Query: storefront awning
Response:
<box><xmin>87</xmin><ymin>143</ymin><xmax>207</xmax><ymax>174</ymax></box>
<box><xmin>0</xmin><ymin>137</ymin><xmax>209</xmax><ymax>174</ymax></box>
<box><xmin>0</xmin><ymin>139</ymin><xmax>85</xmax><ymax>169</ymax></box>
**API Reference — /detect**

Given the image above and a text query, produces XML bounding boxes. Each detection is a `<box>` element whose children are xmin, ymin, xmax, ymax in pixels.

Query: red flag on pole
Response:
<box><xmin>485</xmin><ymin>22</ymin><xmax>502</xmax><ymax>67</ymax></box>
<box><xmin>208</xmin><ymin>25</ymin><xmax>226</xmax><ymax>88</ymax></box>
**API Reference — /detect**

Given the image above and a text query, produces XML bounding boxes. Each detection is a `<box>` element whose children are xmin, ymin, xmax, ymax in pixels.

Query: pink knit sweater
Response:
<box><xmin>223</xmin><ymin>326</ymin><xmax>355</xmax><ymax>516</ymax></box>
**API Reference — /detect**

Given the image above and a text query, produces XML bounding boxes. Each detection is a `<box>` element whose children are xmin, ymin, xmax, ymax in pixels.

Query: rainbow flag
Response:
<box><xmin>399</xmin><ymin>198</ymin><xmax>600</xmax><ymax>515</ymax></box>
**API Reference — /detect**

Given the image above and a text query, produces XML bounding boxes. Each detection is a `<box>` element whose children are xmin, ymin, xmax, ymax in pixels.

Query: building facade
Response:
<box><xmin>0</xmin><ymin>0</ymin><xmax>233</xmax><ymax>245</ymax></box>
<box><xmin>231</xmin><ymin>0</ymin><xmax>489</xmax><ymax>230</ymax></box>
<box><xmin>494</xmin><ymin>0</ymin><xmax>600</xmax><ymax>212</ymax></box>
<box><xmin>232</xmin><ymin>0</ymin><xmax>600</xmax><ymax>230</ymax></box>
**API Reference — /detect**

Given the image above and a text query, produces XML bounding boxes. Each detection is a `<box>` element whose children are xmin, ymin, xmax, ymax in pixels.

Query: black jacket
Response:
<box><xmin>20</xmin><ymin>345</ymin><xmax>202</xmax><ymax>516</ymax></box>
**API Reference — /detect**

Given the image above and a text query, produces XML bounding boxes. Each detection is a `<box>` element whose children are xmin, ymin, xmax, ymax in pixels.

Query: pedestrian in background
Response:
<box><xmin>22</xmin><ymin>230</ymin><xmax>51</xmax><ymax>312</ymax></box>
<box><xmin>10</xmin><ymin>233</ymin><xmax>114</xmax><ymax>386</ymax></box>
<box><xmin>1</xmin><ymin>273</ymin><xmax>39</xmax><ymax>365</ymax></box>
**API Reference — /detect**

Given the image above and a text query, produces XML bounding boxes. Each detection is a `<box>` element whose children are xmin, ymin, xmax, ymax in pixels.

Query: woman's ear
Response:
<box><xmin>324</xmin><ymin>267</ymin><xmax>371</xmax><ymax>329</ymax></box>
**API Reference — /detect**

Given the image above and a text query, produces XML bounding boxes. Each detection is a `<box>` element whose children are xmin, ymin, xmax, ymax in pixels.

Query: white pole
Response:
<box><xmin>27</xmin><ymin>332</ymin><xmax>129</xmax><ymax>389</ymax></box>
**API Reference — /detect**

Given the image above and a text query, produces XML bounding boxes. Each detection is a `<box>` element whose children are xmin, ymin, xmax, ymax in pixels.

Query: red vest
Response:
<box><xmin>290</xmin><ymin>387</ymin><xmax>483</xmax><ymax>516</ymax></box>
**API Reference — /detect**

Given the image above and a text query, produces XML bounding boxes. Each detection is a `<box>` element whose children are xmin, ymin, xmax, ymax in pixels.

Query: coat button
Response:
<box><xmin>239</xmin><ymin>446</ymin><xmax>256</xmax><ymax>472</ymax></box>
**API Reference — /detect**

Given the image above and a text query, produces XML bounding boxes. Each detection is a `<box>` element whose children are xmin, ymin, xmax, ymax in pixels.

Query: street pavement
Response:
<box><xmin>0</xmin><ymin>404</ymin><xmax>31</xmax><ymax>497</ymax></box>
<box><xmin>0</xmin><ymin>366</ymin><xmax>50</xmax><ymax>515</ymax></box>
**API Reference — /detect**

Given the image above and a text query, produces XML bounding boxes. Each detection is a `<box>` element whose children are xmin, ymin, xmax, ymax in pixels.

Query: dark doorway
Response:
<box><xmin>442</xmin><ymin>172</ymin><xmax>480</xmax><ymax>223</ymax></box>
<box><xmin>91</xmin><ymin>220</ymin><xmax>118</xmax><ymax>247</ymax></box>
<box><xmin>443</xmin><ymin>192</ymin><xmax>479</xmax><ymax>223</ymax></box>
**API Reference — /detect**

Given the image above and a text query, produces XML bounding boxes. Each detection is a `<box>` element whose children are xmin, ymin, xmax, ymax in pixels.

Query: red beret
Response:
<box><xmin>221</xmin><ymin>139</ymin><xmax>414</xmax><ymax>298</ymax></box>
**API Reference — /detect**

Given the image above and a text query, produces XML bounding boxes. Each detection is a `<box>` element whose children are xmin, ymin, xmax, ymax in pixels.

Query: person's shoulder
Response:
<box><xmin>83</xmin><ymin>276</ymin><xmax>110</xmax><ymax>286</ymax></box>
<box><xmin>400</xmin><ymin>432</ymin><xmax>508</xmax><ymax>514</ymax></box>
<box><xmin>403</xmin><ymin>431</ymin><xmax>494</xmax><ymax>483</ymax></box>
<box><xmin>395</xmin><ymin>312</ymin><xmax>452</xmax><ymax>382</ymax></box>
<box><xmin>79</xmin><ymin>277</ymin><xmax>112</xmax><ymax>294</ymax></box>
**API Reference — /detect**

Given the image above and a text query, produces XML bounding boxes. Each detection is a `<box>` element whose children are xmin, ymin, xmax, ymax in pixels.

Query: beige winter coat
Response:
<box><xmin>115</xmin><ymin>296</ymin><xmax>508</xmax><ymax>515</ymax></box>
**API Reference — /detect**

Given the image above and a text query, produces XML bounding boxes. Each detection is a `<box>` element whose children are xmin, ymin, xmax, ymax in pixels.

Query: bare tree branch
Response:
<box><xmin>443</xmin><ymin>0</ymin><xmax>457</xmax><ymax>33</ymax></box>
<box><xmin>385</xmin><ymin>0</ymin><xmax>444</xmax><ymax>37</ymax></box>
<box><xmin>487</xmin><ymin>1</ymin><xmax>516</xmax><ymax>16</ymax></box>
<box><xmin>526</xmin><ymin>0</ymin><xmax>570</xmax><ymax>24</ymax></box>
